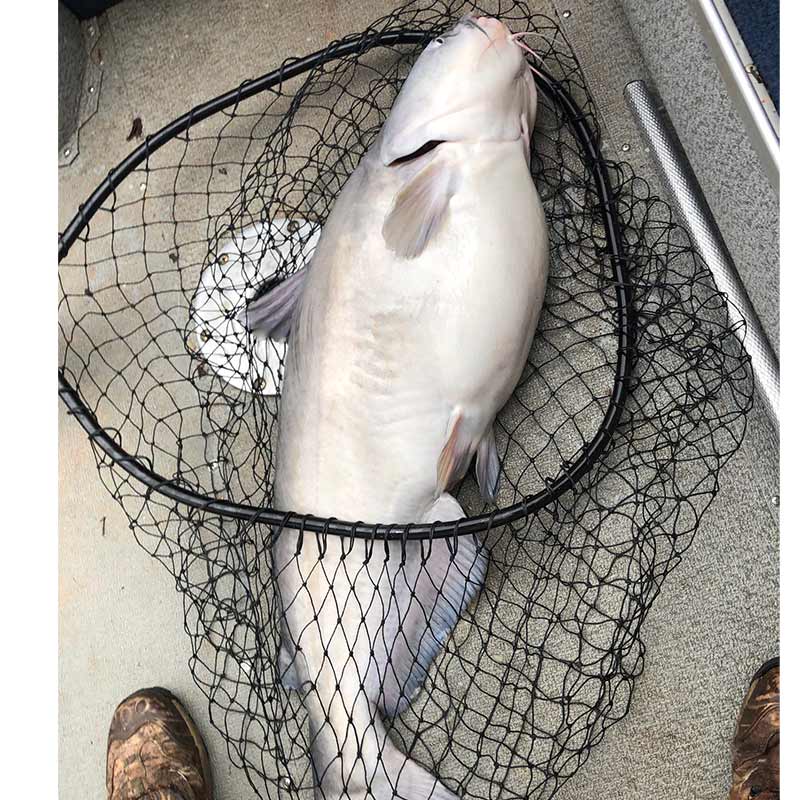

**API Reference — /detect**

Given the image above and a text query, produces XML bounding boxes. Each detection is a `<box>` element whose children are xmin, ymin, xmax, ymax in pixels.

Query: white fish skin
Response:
<box><xmin>257</xmin><ymin>15</ymin><xmax>549</xmax><ymax>800</ymax></box>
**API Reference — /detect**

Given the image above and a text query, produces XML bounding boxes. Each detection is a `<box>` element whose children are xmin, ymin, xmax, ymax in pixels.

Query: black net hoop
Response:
<box><xmin>59</xmin><ymin>2</ymin><xmax>753</xmax><ymax>799</ymax></box>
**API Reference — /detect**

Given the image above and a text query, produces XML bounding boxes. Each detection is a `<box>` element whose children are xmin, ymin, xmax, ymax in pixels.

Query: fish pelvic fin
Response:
<box><xmin>475</xmin><ymin>424</ymin><xmax>501</xmax><ymax>503</ymax></box>
<box><xmin>382</xmin><ymin>159</ymin><xmax>457</xmax><ymax>259</ymax></box>
<box><xmin>436</xmin><ymin>409</ymin><xmax>473</xmax><ymax>495</ymax></box>
<box><xmin>238</xmin><ymin>265</ymin><xmax>308</xmax><ymax>340</ymax></box>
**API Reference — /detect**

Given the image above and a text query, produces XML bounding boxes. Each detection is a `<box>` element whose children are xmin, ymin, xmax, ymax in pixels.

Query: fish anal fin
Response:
<box><xmin>436</xmin><ymin>410</ymin><xmax>473</xmax><ymax>495</ymax></box>
<box><xmin>476</xmin><ymin>425</ymin><xmax>501</xmax><ymax>503</ymax></box>
<box><xmin>382</xmin><ymin>160</ymin><xmax>456</xmax><ymax>259</ymax></box>
<box><xmin>420</xmin><ymin>492</ymin><xmax>465</xmax><ymax>525</ymax></box>
<box><xmin>379</xmin><ymin>493</ymin><xmax>487</xmax><ymax>717</ymax></box>
<box><xmin>239</xmin><ymin>266</ymin><xmax>307</xmax><ymax>341</ymax></box>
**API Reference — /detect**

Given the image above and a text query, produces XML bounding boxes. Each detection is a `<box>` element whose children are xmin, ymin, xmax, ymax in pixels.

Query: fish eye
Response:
<box><xmin>434</xmin><ymin>37</ymin><xmax>444</xmax><ymax>45</ymax></box>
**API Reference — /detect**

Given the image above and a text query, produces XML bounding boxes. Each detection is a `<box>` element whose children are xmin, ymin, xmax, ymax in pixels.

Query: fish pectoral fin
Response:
<box><xmin>382</xmin><ymin>160</ymin><xmax>456</xmax><ymax>259</ymax></box>
<box><xmin>476</xmin><ymin>425</ymin><xmax>501</xmax><ymax>503</ymax></box>
<box><xmin>436</xmin><ymin>409</ymin><xmax>474</xmax><ymax>495</ymax></box>
<box><xmin>238</xmin><ymin>266</ymin><xmax>308</xmax><ymax>341</ymax></box>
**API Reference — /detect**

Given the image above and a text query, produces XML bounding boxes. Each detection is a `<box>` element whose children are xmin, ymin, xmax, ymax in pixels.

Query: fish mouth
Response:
<box><xmin>458</xmin><ymin>13</ymin><xmax>511</xmax><ymax>43</ymax></box>
<box><xmin>476</xmin><ymin>16</ymin><xmax>510</xmax><ymax>39</ymax></box>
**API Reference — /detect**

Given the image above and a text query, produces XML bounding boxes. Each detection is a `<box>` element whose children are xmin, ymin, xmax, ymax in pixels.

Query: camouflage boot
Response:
<box><xmin>106</xmin><ymin>687</ymin><xmax>213</xmax><ymax>800</ymax></box>
<box><xmin>729</xmin><ymin>657</ymin><xmax>779</xmax><ymax>800</ymax></box>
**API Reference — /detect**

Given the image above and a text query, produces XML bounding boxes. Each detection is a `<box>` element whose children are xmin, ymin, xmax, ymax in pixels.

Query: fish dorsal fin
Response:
<box><xmin>383</xmin><ymin>159</ymin><xmax>457</xmax><ymax>259</ymax></box>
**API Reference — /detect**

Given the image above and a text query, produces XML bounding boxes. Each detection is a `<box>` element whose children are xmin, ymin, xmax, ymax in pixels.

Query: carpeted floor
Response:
<box><xmin>58</xmin><ymin>2</ymin><xmax>779</xmax><ymax>798</ymax></box>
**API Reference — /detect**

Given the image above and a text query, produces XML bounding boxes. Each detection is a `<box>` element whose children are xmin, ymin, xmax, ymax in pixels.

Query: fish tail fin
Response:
<box><xmin>308</xmin><ymin>699</ymin><xmax>459</xmax><ymax>800</ymax></box>
<box><xmin>312</xmin><ymin>767</ymin><xmax>458</xmax><ymax>800</ymax></box>
<box><xmin>379</xmin><ymin>747</ymin><xmax>460</xmax><ymax>800</ymax></box>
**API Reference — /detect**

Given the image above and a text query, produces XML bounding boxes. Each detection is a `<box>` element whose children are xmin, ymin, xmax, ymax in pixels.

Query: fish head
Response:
<box><xmin>379</xmin><ymin>15</ymin><xmax>539</xmax><ymax>166</ymax></box>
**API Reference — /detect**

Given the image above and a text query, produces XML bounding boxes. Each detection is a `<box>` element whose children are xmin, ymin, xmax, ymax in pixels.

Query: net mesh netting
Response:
<box><xmin>58</xmin><ymin>2</ymin><xmax>753</xmax><ymax>798</ymax></box>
